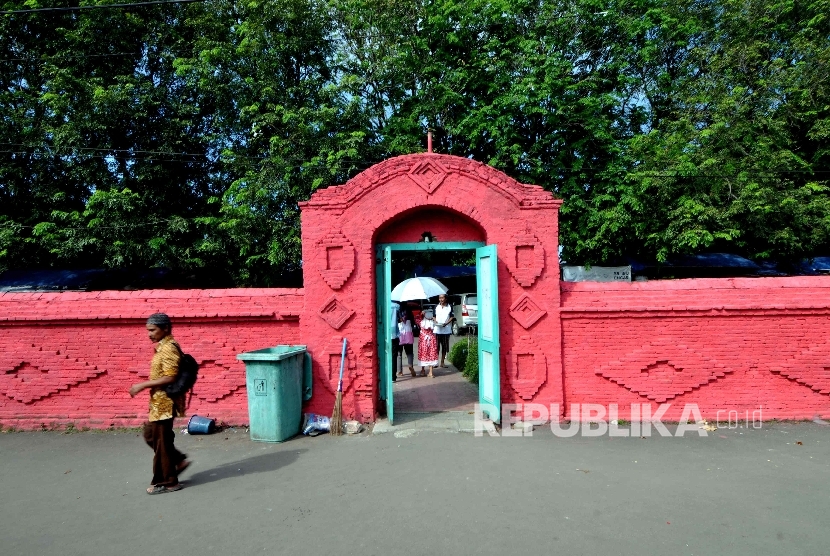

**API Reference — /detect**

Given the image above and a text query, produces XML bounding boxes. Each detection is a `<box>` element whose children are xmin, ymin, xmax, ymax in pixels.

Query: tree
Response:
<box><xmin>1</xmin><ymin>0</ymin><xmax>828</xmax><ymax>284</ymax></box>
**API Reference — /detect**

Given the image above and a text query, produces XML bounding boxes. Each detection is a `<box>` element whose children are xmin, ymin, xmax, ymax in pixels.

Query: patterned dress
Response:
<box><xmin>417</xmin><ymin>318</ymin><xmax>439</xmax><ymax>367</ymax></box>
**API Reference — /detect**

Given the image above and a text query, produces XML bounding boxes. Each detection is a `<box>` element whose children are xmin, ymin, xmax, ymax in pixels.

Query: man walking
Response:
<box><xmin>129</xmin><ymin>313</ymin><xmax>190</xmax><ymax>494</ymax></box>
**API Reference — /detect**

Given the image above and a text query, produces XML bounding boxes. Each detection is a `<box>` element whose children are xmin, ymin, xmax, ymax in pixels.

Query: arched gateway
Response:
<box><xmin>299</xmin><ymin>154</ymin><xmax>563</xmax><ymax>423</ymax></box>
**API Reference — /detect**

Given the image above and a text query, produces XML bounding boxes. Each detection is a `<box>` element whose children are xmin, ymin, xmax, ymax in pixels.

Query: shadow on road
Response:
<box><xmin>186</xmin><ymin>448</ymin><xmax>307</xmax><ymax>487</ymax></box>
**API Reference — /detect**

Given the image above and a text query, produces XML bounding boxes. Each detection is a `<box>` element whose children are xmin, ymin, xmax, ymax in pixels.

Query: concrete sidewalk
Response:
<box><xmin>1</xmin><ymin>422</ymin><xmax>829</xmax><ymax>556</ymax></box>
<box><xmin>372</xmin><ymin>411</ymin><xmax>477</xmax><ymax>435</ymax></box>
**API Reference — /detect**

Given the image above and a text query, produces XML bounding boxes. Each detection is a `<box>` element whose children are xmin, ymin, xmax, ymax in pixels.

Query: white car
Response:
<box><xmin>451</xmin><ymin>293</ymin><xmax>477</xmax><ymax>335</ymax></box>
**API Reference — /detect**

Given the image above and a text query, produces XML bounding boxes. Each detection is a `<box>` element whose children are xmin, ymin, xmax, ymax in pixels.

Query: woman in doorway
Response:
<box><xmin>397</xmin><ymin>308</ymin><xmax>416</xmax><ymax>378</ymax></box>
<box><xmin>417</xmin><ymin>308</ymin><xmax>439</xmax><ymax>377</ymax></box>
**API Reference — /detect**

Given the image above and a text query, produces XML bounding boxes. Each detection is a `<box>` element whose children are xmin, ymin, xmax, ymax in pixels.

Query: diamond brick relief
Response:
<box><xmin>509</xmin><ymin>294</ymin><xmax>547</xmax><ymax>330</ymax></box>
<box><xmin>193</xmin><ymin>361</ymin><xmax>246</xmax><ymax>403</ymax></box>
<box><xmin>0</xmin><ymin>345</ymin><xmax>106</xmax><ymax>404</ymax></box>
<box><xmin>596</xmin><ymin>339</ymin><xmax>732</xmax><ymax>403</ymax></box>
<box><xmin>771</xmin><ymin>341</ymin><xmax>830</xmax><ymax>395</ymax></box>
<box><xmin>503</xmin><ymin>335</ymin><xmax>547</xmax><ymax>400</ymax></box>
<box><xmin>317</xmin><ymin>230</ymin><xmax>355</xmax><ymax>290</ymax></box>
<box><xmin>407</xmin><ymin>159</ymin><xmax>448</xmax><ymax>194</ymax></box>
<box><xmin>318</xmin><ymin>295</ymin><xmax>355</xmax><ymax>330</ymax></box>
<box><xmin>505</xmin><ymin>232</ymin><xmax>545</xmax><ymax>288</ymax></box>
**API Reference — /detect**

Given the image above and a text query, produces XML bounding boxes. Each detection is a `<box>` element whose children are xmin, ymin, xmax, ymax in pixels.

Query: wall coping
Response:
<box><xmin>561</xmin><ymin>276</ymin><xmax>830</xmax><ymax>314</ymax></box>
<box><xmin>0</xmin><ymin>288</ymin><xmax>305</xmax><ymax>322</ymax></box>
<box><xmin>561</xmin><ymin>276</ymin><xmax>830</xmax><ymax>291</ymax></box>
<box><xmin>301</xmin><ymin>153</ymin><xmax>563</xmax><ymax>210</ymax></box>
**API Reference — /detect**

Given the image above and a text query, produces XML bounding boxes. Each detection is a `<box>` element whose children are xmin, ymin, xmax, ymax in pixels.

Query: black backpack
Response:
<box><xmin>165</xmin><ymin>346</ymin><xmax>198</xmax><ymax>405</ymax></box>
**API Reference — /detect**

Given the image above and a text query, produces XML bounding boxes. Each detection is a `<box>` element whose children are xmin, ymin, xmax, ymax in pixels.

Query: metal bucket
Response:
<box><xmin>187</xmin><ymin>415</ymin><xmax>215</xmax><ymax>434</ymax></box>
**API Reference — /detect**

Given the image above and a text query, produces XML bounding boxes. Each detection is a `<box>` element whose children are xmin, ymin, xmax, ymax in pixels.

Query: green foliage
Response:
<box><xmin>448</xmin><ymin>340</ymin><xmax>469</xmax><ymax>371</ymax></box>
<box><xmin>2</xmin><ymin>0</ymin><xmax>829</xmax><ymax>282</ymax></box>
<box><xmin>462</xmin><ymin>338</ymin><xmax>479</xmax><ymax>383</ymax></box>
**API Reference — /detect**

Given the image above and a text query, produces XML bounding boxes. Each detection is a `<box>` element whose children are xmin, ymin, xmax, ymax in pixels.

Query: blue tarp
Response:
<box><xmin>794</xmin><ymin>257</ymin><xmax>830</xmax><ymax>275</ymax></box>
<box><xmin>411</xmin><ymin>265</ymin><xmax>476</xmax><ymax>279</ymax></box>
<box><xmin>663</xmin><ymin>253</ymin><xmax>759</xmax><ymax>269</ymax></box>
<box><xmin>0</xmin><ymin>269</ymin><xmax>110</xmax><ymax>291</ymax></box>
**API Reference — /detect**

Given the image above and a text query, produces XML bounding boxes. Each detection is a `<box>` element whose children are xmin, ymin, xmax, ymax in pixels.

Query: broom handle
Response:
<box><xmin>337</xmin><ymin>338</ymin><xmax>347</xmax><ymax>392</ymax></box>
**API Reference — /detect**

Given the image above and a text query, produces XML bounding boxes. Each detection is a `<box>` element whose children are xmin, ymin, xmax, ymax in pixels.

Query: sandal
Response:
<box><xmin>410</xmin><ymin>367</ymin><xmax>416</xmax><ymax>378</ymax></box>
<box><xmin>147</xmin><ymin>484</ymin><xmax>183</xmax><ymax>495</ymax></box>
<box><xmin>420</xmin><ymin>369</ymin><xmax>426</xmax><ymax>377</ymax></box>
<box><xmin>396</xmin><ymin>371</ymin><xmax>403</xmax><ymax>377</ymax></box>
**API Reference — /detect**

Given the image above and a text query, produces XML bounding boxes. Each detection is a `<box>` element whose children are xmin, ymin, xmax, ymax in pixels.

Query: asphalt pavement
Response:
<box><xmin>1</xmin><ymin>421</ymin><xmax>828</xmax><ymax>556</ymax></box>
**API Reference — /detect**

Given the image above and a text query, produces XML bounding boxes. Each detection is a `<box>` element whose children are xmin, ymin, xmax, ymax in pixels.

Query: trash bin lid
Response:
<box><xmin>236</xmin><ymin>345</ymin><xmax>307</xmax><ymax>361</ymax></box>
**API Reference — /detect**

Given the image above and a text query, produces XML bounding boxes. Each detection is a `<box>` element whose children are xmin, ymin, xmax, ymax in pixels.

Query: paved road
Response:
<box><xmin>1</xmin><ymin>422</ymin><xmax>829</xmax><ymax>556</ymax></box>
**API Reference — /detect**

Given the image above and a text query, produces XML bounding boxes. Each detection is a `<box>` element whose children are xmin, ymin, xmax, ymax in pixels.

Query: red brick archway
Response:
<box><xmin>299</xmin><ymin>154</ymin><xmax>563</xmax><ymax>421</ymax></box>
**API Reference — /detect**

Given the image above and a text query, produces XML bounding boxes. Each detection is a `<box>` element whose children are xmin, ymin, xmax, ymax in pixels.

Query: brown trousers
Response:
<box><xmin>143</xmin><ymin>419</ymin><xmax>187</xmax><ymax>486</ymax></box>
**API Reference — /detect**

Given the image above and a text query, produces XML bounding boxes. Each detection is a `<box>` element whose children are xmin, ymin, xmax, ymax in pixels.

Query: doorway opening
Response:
<box><xmin>376</xmin><ymin>241</ymin><xmax>500</xmax><ymax>425</ymax></box>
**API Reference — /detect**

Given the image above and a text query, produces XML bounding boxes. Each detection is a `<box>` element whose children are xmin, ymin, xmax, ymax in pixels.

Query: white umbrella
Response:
<box><xmin>390</xmin><ymin>277</ymin><xmax>448</xmax><ymax>302</ymax></box>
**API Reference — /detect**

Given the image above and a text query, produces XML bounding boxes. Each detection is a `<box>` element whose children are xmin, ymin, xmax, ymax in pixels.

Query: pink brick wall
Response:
<box><xmin>560</xmin><ymin>277</ymin><xmax>830</xmax><ymax>420</ymax></box>
<box><xmin>0</xmin><ymin>289</ymin><xmax>303</xmax><ymax>429</ymax></box>
<box><xmin>4</xmin><ymin>153</ymin><xmax>829</xmax><ymax>429</ymax></box>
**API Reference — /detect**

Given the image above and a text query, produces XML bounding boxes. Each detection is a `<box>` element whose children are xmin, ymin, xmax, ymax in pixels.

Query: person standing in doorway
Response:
<box><xmin>434</xmin><ymin>294</ymin><xmax>455</xmax><ymax>369</ymax></box>
<box><xmin>397</xmin><ymin>308</ymin><xmax>416</xmax><ymax>378</ymax></box>
<box><xmin>417</xmin><ymin>308</ymin><xmax>439</xmax><ymax>377</ymax></box>
<box><xmin>129</xmin><ymin>313</ymin><xmax>189</xmax><ymax>494</ymax></box>
<box><xmin>390</xmin><ymin>301</ymin><xmax>400</xmax><ymax>382</ymax></box>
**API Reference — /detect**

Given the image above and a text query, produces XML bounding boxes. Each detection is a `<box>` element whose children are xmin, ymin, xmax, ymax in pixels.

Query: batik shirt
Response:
<box><xmin>148</xmin><ymin>336</ymin><xmax>185</xmax><ymax>422</ymax></box>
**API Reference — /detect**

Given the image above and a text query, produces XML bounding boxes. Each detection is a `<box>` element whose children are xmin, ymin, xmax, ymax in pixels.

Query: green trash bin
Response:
<box><xmin>237</xmin><ymin>345</ymin><xmax>311</xmax><ymax>443</ymax></box>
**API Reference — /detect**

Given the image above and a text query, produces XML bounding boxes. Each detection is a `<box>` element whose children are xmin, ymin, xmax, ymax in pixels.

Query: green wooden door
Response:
<box><xmin>375</xmin><ymin>245</ymin><xmax>394</xmax><ymax>424</ymax></box>
<box><xmin>476</xmin><ymin>245</ymin><xmax>500</xmax><ymax>423</ymax></box>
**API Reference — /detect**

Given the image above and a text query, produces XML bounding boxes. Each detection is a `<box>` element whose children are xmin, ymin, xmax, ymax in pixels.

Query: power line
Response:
<box><xmin>2</xmin><ymin>143</ymin><xmax>829</xmax><ymax>178</ymax></box>
<box><xmin>0</xmin><ymin>149</ymin><xmax>375</xmax><ymax>172</ymax></box>
<box><xmin>0</xmin><ymin>0</ymin><xmax>206</xmax><ymax>15</ymax></box>
<box><xmin>1</xmin><ymin>148</ymin><xmax>828</xmax><ymax>180</ymax></box>
<box><xmin>0</xmin><ymin>52</ymin><xmax>140</xmax><ymax>63</ymax></box>
<box><xmin>0</xmin><ymin>144</ymin><xmax>377</xmax><ymax>168</ymax></box>
<box><xmin>1</xmin><ymin>216</ymin><xmax>187</xmax><ymax>231</ymax></box>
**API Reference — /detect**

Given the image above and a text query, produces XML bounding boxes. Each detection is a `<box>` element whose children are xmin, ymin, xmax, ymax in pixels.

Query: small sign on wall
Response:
<box><xmin>561</xmin><ymin>266</ymin><xmax>632</xmax><ymax>282</ymax></box>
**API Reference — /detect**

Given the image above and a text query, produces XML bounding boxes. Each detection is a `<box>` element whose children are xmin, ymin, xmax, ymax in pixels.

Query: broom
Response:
<box><xmin>330</xmin><ymin>337</ymin><xmax>347</xmax><ymax>436</ymax></box>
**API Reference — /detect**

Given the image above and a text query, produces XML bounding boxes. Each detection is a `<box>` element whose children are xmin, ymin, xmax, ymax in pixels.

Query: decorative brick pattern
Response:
<box><xmin>771</xmin><ymin>340</ymin><xmax>830</xmax><ymax>395</ymax></box>
<box><xmin>505</xmin><ymin>232</ymin><xmax>545</xmax><ymax>287</ymax></box>
<box><xmin>509</xmin><ymin>294</ymin><xmax>547</xmax><ymax>330</ymax></box>
<box><xmin>11</xmin><ymin>155</ymin><xmax>829</xmax><ymax>428</ymax></box>
<box><xmin>0</xmin><ymin>346</ymin><xmax>106</xmax><ymax>404</ymax></box>
<box><xmin>187</xmin><ymin>339</ymin><xmax>247</xmax><ymax>402</ymax></box>
<box><xmin>300</xmin><ymin>153</ymin><xmax>563</xmax><ymax>422</ymax></box>
<box><xmin>317</xmin><ymin>230</ymin><xmax>356</xmax><ymax>290</ymax></box>
<box><xmin>503</xmin><ymin>335</ymin><xmax>547</xmax><ymax>400</ymax></box>
<box><xmin>314</xmin><ymin>336</ymin><xmax>358</xmax><ymax>394</ymax></box>
<box><xmin>407</xmin><ymin>158</ymin><xmax>448</xmax><ymax>194</ymax></box>
<box><xmin>0</xmin><ymin>289</ymin><xmax>303</xmax><ymax>429</ymax></box>
<box><xmin>562</xmin><ymin>277</ymin><xmax>830</xmax><ymax>421</ymax></box>
<box><xmin>595</xmin><ymin>340</ymin><xmax>732</xmax><ymax>403</ymax></box>
<box><xmin>318</xmin><ymin>295</ymin><xmax>355</xmax><ymax>330</ymax></box>
<box><xmin>300</xmin><ymin>154</ymin><xmax>559</xmax><ymax>210</ymax></box>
